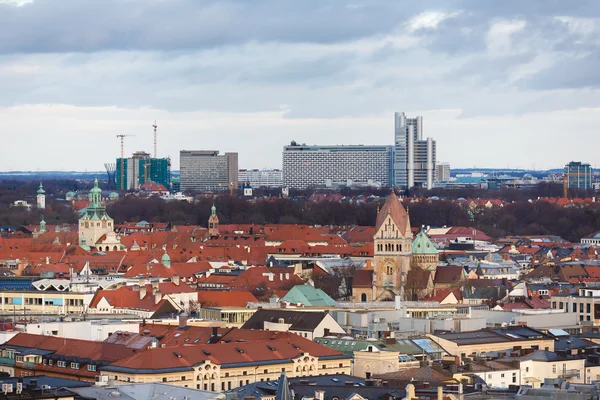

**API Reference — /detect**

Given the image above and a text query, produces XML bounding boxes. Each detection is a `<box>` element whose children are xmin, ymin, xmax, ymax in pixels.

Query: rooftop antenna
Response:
<box><xmin>152</xmin><ymin>121</ymin><xmax>158</xmax><ymax>158</ymax></box>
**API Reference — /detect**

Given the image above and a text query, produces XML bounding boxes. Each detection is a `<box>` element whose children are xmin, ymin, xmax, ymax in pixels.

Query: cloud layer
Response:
<box><xmin>0</xmin><ymin>0</ymin><xmax>599</xmax><ymax>170</ymax></box>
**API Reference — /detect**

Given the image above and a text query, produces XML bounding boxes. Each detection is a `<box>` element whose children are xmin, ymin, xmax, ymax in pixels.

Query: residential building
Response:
<box><xmin>241</xmin><ymin>309</ymin><xmax>346</xmax><ymax>340</ymax></box>
<box><xmin>282</xmin><ymin>141</ymin><xmax>393</xmax><ymax>189</ymax></box>
<box><xmin>581</xmin><ymin>232</ymin><xmax>600</xmax><ymax>245</ymax></box>
<box><xmin>180</xmin><ymin>150</ymin><xmax>238</xmax><ymax>192</ymax></box>
<box><xmin>436</xmin><ymin>162</ymin><xmax>451</xmax><ymax>182</ymax></box>
<box><xmin>0</xmin><ymin>332</ymin><xmax>135</xmax><ymax>381</ymax></box>
<box><xmin>71</xmin><ymin>383</ymin><xmax>219</xmax><ymax>400</ymax></box>
<box><xmin>393</xmin><ymin>112</ymin><xmax>436</xmax><ymax>190</ymax></box>
<box><xmin>564</xmin><ymin>161</ymin><xmax>592</xmax><ymax>190</ymax></box>
<box><xmin>238</xmin><ymin>169</ymin><xmax>283</xmax><ymax>188</ymax></box>
<box><xmin>116</xmin><ymin>151</ymin><xmax>171</xmax><ymax>191</ymax></box>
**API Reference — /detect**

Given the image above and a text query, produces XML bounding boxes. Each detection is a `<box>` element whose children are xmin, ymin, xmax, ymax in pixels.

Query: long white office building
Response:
<box><xmin>282</xmin><ymin>141</ymin><xmax>393</xmax><ymax>189</ymax></box>
<box><xmin>394</xmin><ymin>112</ymin><xmax>436</xmax><ymax>190</ymax></box>
<box><xmin>238</xmin><ymin>169</ymin><xmax>283</xmax><ymax>188</ymax></box>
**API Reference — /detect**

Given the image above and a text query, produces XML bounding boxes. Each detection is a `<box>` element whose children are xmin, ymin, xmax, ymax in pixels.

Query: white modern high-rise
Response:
<box><xmin>436</xmin><ymin>162</ymin><xmax>451</xmax><ymax>182</ymax></box>
<box><xmin>393</xmin><ymin>112</ymin><xmax>436</xmax><ymax>190</ymax></box>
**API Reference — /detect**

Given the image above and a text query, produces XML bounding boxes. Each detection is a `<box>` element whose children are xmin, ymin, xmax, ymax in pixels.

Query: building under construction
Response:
<box><xmin>116</xmin><ymin>151</ymin><xmax>171</xmax><ymax>191</ymax></box>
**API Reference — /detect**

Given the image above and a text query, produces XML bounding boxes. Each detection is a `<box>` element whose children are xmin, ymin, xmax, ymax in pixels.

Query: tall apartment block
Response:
<box><xmin>393</xmin><ymin>112</ymin><xmax>436</xmax><ymax>190</ymax></box>
<box><xmin>180</xmin><ymin>150</ymin><xmax>238</xmax><ymax>192</ymax></box>
<box><xmin>238</xmin><ymin>169</ymin><xmax>283</xmax><ymax>188</ymax></box>
<box><xmin>436</xmin><ymin>162</ymin><xmax>451</xmax><ymax>182</ymax></box>
<box><xmin>565</xmin><ymin>161</ymin><xmax>593</xmax><ymax>190</ymax></box>
<box><xmin>116</xmin><ymin>151</ymin><xmax>171</xmax><ymax>191</ymax></box>
<box><xmin>282</xmin><ymin>142</ymin><xmax>393</xmax><ymax>189</ymax></box>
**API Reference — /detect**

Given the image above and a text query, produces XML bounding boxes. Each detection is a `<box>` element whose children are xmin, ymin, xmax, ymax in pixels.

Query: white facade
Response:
<box><xmin>238</xmin><ymin>169</ymin><xmax>283</xmax><ymax>188</ymax></box>
<box><xmin>282</xmin><ymin>143</ymin><xmax>393</xmax><ymax>189</ymax></box>
<box><xmin>262</xmin><ymin>313</ymin><xmax>345</xmax><ymax>340</ymax></box>
<box><xmin>520</xmin><ymin>357</ymin><xmax>584</xmax><ymax>388</ymax></box>
<box><xmin>436</xmin><ymin>162</ymin><xmax>451</xmax><ymax>182</ymax></box>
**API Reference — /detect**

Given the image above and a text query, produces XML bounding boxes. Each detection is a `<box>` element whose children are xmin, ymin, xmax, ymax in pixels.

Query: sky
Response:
<box><xmin>1</xmin><ymin>0</ymin><xmax>599</xmax><ymax>171</ymax></box>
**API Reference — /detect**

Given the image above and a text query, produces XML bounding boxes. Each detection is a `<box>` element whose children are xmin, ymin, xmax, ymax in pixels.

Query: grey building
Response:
<box><xmin>180</xmin><ymin>150</ymin><xmax>238</xmax><ymax>192</ymax></box>
<box><xmin>394</xmin><ymin>112</ymin><xmax>436</xmax><ymax>190</ymax></box>
<box><xmin>436</xmin><ymin>162</ymin><xmax>451</xmax><ymax>182</ymax></box>
<box><xmin>238</xmin><ymin>169</ymin><xmax>283</xmax><ymax>188</ymax></box>
<box><xmin>282</xmin><ymin>142</ymin><xmax>394</xmax><ymax>189</ymax></box>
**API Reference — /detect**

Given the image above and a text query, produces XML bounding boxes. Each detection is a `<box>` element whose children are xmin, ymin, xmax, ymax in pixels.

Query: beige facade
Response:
<box><xmin>521</xmin><ymin>357</ymin><xmax>584</xmax><ymax>388</ymax></box>
<box><xmin>105</xmin><ymin>356</ymin><xmax>351</xmax><ymax>391</ymax></box>
<box><xmin>353</xmin><ymin>348</ymin><xmax>420</xmax><ymax>378</ymax></box>
<box><xmin>372</xmin><ymin>214</ymin><xmax>412</xmax><ymax>301</ymax></box>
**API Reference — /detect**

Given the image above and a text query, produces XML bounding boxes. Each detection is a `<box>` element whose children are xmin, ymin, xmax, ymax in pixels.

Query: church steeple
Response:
<box><xmin>39</xmin><ymin>216</ymin><xmax>46</xmax><ymax>234</ymax></box>
<box><xmin>208</xmin><ymin>202</ymin><xmax>220</xmax><ymax>237</ymax></box>
<box><xmin>36</xmin><ymin>182</ymin><xmax>46</xmax><ymax>209</ymax></box>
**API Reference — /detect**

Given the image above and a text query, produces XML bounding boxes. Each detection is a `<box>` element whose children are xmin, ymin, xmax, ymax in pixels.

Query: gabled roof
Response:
<box><xmin>241</xmin><ymin>309</ymin><xmax>330</xmax><ymax>332</ymax></box>
<box><xmin>280</xmin><ymin>285</ymin><xmax>337</xmax><ymax>307</ymax></box>
<box><xmin>375</xmin><ymin>193</ymin><xmax>410</xmax><ymax>235</ymax></box>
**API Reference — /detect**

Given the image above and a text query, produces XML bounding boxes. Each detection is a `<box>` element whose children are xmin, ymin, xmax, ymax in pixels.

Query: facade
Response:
<box><xmin>116</xmin><ymin>151</ymin><xmax>171</xmax><ymax>191</ymax></box>
<box><xmin>78</xmin><ymin>179</ymin><xmax>121</xmax><ymax>251</ymax></box>
<box><xmin>435</xmin><ymin>162</ymin><xmax>450</xmax><ymax>182</ymax></box>
<box><xmin>101</xmin><ymin>339</ymin><xmax>351</xmax><ymax>390</ymax></box>
<box><xmin>564</xmin><ymin>161</ymin><xmax>592</xmax><ymax>190</ymax></box>
<box><xmin>36</xmin><ymin>182</ymin><xmax>45</xmax><ymax>209</ymax></box>
<box><xmin>180</xmin><ymin>150</ymin><xmax>238</xmax><ymax>192</ymax></box>
<box><xmin>393</xmin><ymin>112</ymin><xmax>436</xmax><ymax>190</ymax></box>
<box><xmin>551</xmin><ymin>288</ymin><xmax>600</xmax><ymax>324</ymax></box>
<box><xmin>282</xmin><ymin>142</ymin><xmax>393</xmax><ymax>189</ymax></box>
<box><xmin>238</xmin><ymin>169</ymin><xmax>283</xmax><ymax>188</ymax></box>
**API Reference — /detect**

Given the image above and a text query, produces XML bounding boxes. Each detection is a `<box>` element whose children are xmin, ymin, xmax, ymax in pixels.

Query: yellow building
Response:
<box><xmin>102</xmin><ymin>339</ymin><xmax>351</xmax><ymax>391</ymax></box>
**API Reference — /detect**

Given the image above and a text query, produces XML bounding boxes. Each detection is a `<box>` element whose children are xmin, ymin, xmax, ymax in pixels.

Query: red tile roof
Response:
<box><xmin>197</xmin><ymin>291</ymin><xmax>258</xmax><ymax>307</ymax></box>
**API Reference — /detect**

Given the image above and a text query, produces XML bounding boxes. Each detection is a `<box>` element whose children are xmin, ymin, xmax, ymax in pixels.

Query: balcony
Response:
<box><xmin>560</xmin><ymin>369</ymin><xmax>580</xmax><ymax>379</ymax></box>
<box><xmin>22</xmin><ymin>361</ymin><xmax>35</xmax><ymax>370</ymax></box>
<box><xmin>0</xmin><ymin>357</ymin><xmax>15</xmax><ymax>366</ymax></box>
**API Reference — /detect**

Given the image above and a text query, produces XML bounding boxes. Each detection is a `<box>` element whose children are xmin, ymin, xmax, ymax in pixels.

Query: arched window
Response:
<box><xmin>386</xmin><ymin>266</ymin><xmax>394</xmax><ymax>275</ymax></box>
<box><xmin>361</xmin><ymin>293</ymin><xmax>367</xmax><ymax>302</ymax></box>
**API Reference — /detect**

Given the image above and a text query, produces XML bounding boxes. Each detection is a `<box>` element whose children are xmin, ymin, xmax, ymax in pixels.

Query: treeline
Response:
<box><xmin>107</xmin><ymin>196</ymin><xmax>600</xmax><ymax>242</ymax></box>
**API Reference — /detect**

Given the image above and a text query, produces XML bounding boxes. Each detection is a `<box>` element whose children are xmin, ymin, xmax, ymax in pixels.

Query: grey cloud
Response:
<box><xmin>0</xmin><ymin>0</ymin><xmax>414</xmax><ymax>53</ymax></box>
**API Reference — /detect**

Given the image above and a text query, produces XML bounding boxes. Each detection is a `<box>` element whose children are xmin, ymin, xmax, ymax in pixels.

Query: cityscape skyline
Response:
<box><xmin>1</xmin><ymin>1</ymin><xmax>599</xmax><ymax>171</ymax></box>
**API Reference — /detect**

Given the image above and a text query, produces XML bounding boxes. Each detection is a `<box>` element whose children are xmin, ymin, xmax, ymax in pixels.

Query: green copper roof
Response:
<box><xmin>280</xmin><ymin>285</ymin><xmax>337</xmax><ymax>307</ymax></box>
<box><xmin>161</xmin><ymin>252</ymin><xmax>171</xmax><ymax>268</ymax></box>
<box><xmin>412</xmin><ymin>231</ymin><xmax>438</xmax><ymax>255</ymax></box>
<box><xmin>109</xmin><ymin>192</ymin><xmax>119</xmax><ymax>199</ymax></box>
<box><xmin>37</xmin><ymin>182</ymin><xmax>45</xmax><ymax>195</ymax></box>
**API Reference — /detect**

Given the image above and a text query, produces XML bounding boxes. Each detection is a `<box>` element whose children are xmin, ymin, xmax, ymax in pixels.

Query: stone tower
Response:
<box><xmin>36</xmin><ymin>182</ymin><xmax>46</xmax><ymax>209</ymax></box>
<box><xmin>78</xmin><ymin>178</ymin><xmax>121</xmax><ymax>251</ymax></box>
<box><xmin>411</xmin><ymin>230</ymin><xmax>439</xmax><ymax>271</ymax></box>
<box><xmin>208</xmin><ymin>203</ymin><xmax>220</xmax><ymax>237</ymax></box>
<box><xmin>372</xmin><ymin>192</ymin><xmax>412</xmax><ymax>301</ymax></box>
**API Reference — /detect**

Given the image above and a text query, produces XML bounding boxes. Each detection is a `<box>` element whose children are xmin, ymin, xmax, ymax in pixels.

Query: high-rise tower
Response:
<box><xmin>393</xmin><ymin>112</ymin><xmax>436</xmax><ymax>190</ymax></box>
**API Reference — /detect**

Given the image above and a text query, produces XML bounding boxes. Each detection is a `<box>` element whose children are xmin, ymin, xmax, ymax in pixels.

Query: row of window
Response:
<box><xmin>42</xmin><ymin>359</ymin><xmax>95</xmax><ymax>371</ymax></box>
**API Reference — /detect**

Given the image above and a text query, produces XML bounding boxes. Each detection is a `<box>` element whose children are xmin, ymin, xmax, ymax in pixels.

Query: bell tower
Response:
<box><xmin>208</xmin><ymin>202</ymin><xmax>220</xmax><ymax>237</ymax></box>
<box><xmin>372</xmin><ymin>192</ymin><xmax>412</xmax><ymax>301</ymax></box>
<box><xmin>36</xmin><ymin>182</ymin><xmax>46</xmax><ymax>209</ymax></box>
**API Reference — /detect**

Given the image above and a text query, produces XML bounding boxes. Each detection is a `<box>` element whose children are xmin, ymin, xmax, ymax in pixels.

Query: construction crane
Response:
<box><xmin>217</xmin><ymin>182</ymin><xmax>235</xmax><ymax>196</ymax></box>
<box><xmin>152</xmin><ymin>121</ymin><xmax>158</xmax><ymax>158</ymax></box>
<box><xmin>116</xmin><ymin>134</ymin><xmax>136</xmax><ymax>190</ymax></box>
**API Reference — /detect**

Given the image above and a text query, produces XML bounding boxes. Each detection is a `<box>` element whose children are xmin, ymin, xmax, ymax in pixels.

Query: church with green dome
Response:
<box><xmin>411</xmin><ymin>230</ymin><xmax>439</xmax><ymax>271</ymax></box>
<box><xmin>78</xmin><ymin>179</ymin><xmax>122</xmax><ymax>252</ymax></box>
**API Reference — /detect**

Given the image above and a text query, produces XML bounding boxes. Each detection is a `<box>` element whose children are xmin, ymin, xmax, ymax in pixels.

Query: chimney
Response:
<box><xmin>212</xmin><ymin>326</ymin><xmax>218</xmax><ymax>339</ymax></box>
<box><xmin>152</xmin><ymin>281</ymin><xmax>159</xmax><ymax>294</ymax></box>
<box><xmin>178</xmin><ymin>313</ymin><xmax>188</xmax><ymax>329</ymax></box>
<box><xmin>173</xmin><ymin>274</ymin><xmax>180</xmax><ymax>286</ymax></box>
<box><xmin>140</xmin><ymin>285</ymin><xmax>147</xmax><ymax>300</ymax></box>
<box><xmin>138</xmin><ymin>277</ymin><xmax>145</xmax><ymax>287</ymax></box>
<box><xmin>437</xmin><ymin>386</ymin><xmax>444</xmax><ymax>400</ymax></box>
<box><xmin>154</xmin><ymin>290</ymin><xmax>162</xmax><ymax>304</ymax></box>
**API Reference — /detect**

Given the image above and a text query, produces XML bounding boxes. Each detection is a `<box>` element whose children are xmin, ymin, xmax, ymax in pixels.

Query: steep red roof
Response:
<box><xmin>375</xmin><ymin>193</ymin><xmax>410</xmax><ymax>235</ymax></box>
<box><xmin>352</xmin><ymin>269</ymin><xmax>373</xmax><ymax>288</ymax></box>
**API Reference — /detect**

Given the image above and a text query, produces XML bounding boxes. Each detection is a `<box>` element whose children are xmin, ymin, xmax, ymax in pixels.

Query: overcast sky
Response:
<box><xmin>1</xmin><ymin>0</ymin><xmax>599</xmax><ymax>171</ymax></box>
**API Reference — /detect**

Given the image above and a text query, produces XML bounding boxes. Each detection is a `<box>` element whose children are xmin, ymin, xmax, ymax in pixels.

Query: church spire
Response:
<box><xmin>39</xmin><ymin>216</ymin><xmax>46</xmax><ymax>234</ymax></box>
<box><xmin>208</xmin><ymin>201</ymin><xmax>220</xmax><ymax>237</ymax></box>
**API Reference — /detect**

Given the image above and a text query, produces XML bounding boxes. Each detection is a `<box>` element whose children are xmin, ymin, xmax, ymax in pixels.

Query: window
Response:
<box><xmin>386</xmin><ymin>266</ymin><xmax>394</xmax><ymax>275</ymax></box>
<box><xmin>559</xmin><ymin>302</ymin><xmax>563</xmax><ymax>309</ymax></box>
<box><xmin>88</xmin><ymin>365</ymin><xmax>96</xmax><ymax>372</ymax></box>
<box><xmin>501</xmin><ymin>373</ymin><xmax>505</xmax><ymax>378</ymax></box>
<box><xmin>580</xmin><ymin>303</ymin><xmax>584</xmax><ymax>313</ymax></box>
<box><xmin>49</xmin><ymin>360</ymin><xmax>53</xmax><ymax>366</ymax></box>
<box><xmin>42</xmin><ymin>359</ymin><xmax>47</xmax><ymax>365</ymax></box>
<box><xmin>15</xmin><ymin>355</ymin><xmax>23</xmax><ymax>362</ymax></box>
<box><xmin>57</xmin><ymin>361</ymin><xmax>66</xmax><ymax>368</ymax></box>
<box><xmin>573</xmin><ymin>303</ymin><xmax>577</xmax><ymax>313</ymax></box>
<box><xmin>264</xmin><ymin>369</ymin><xmax>268</xmax><ymax>374</ymax></box>
<box><xmin>552</xmin><ymin>364</ymin><xmax>557</xmax><ymax>374</ymax></box>
<box><xmin>552</xmin><ymin>302</ymin><xmax>556</xmax><ymax>309</ymax></box>
<box><xmin>181</xmin><ymin>376</ymin><xmax>186</xmax><ymax>381</ymax></box>
<box><xmin>587</xmin><ymin>304</ymin><xmax>591</xmax><ymax>313</ymax></box>
<box><xmin>71</xmin><ymin>362</ymin><xmax>79</xmax><ymax>369</ymax></box>
<box><xmin>243</xmin><ymin>371</ymin><xmax>247</xmax><ymax>376</ymax></box>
